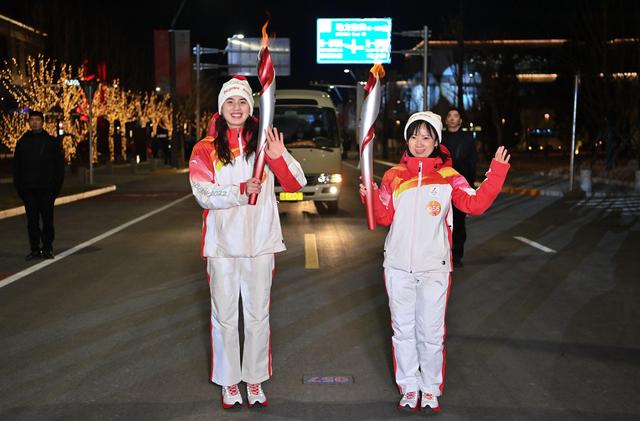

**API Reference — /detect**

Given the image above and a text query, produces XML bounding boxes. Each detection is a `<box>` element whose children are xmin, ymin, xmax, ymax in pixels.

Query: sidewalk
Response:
<box><xmin>0</xmin><ymin>160</ymin><xmax>189</xmax><ymax>219</ymax></box>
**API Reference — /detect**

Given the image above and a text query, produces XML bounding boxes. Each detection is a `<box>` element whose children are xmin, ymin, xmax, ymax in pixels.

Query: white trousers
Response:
<box><xmin>206</xmin><ymin>254</ymin><xmax>274</xmax><ymax>386</ymax></box>
<box><xmin>384</xmin><ymin>268</ymin><xmax>451</xmax><ymax>396</ymax></box>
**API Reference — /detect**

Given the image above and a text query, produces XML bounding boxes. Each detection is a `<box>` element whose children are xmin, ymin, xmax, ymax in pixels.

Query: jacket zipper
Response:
<box><xmin>239</xmin><ymin>130</ymin><xmax>254</xmax><ymax>252</ymax></box>
<box><xmin>409</xmin><ymin>160</ymin><xmax>423</xmax><ymax>272</ymax></box>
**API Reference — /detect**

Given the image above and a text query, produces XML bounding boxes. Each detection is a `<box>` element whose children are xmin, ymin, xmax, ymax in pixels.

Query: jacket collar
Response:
<box><xmin>401</xmin><ymin>154</ymin><xmax>446</xmax><ymax>176</ymax></box>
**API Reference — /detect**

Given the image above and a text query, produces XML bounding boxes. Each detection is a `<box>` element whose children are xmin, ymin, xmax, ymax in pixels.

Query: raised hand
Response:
<box><xmin>494</xmin><ymin>146</ymin><xmax>511</xmax><ymax>164</ymax></box>
<box><xmin>265</xmin><ymin>126</ymin><xmax>285</xmax><ymax>159</ymax></box>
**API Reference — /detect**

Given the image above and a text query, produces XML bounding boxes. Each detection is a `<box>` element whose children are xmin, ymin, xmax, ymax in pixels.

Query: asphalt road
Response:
<box><xmin>1</xmin><ymin>162</ymin><xmax>638</xmax><ymax>420</ymax></box>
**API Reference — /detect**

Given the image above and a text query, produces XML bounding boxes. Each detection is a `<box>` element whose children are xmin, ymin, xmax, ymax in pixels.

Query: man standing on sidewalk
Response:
<box><xmin>442</xmin><ymin>107</ymin><xmax>477</xmax><ymax>268</ymax></box>
<box><xmin>12</xmin><ymin>111</ymin><xmax>65</xmax><ymax>260</ymax></box>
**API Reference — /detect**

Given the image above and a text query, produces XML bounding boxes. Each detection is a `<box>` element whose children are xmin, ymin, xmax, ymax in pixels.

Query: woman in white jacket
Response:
<box><xmin>189</xmin><ymin>76</ymin><xmax>306</xmax><ymax>409</ymax></box>
<box><xmin>360</xmin><ymin>112</ymin><xmax>510</xmax><ymax>413</ymax></box>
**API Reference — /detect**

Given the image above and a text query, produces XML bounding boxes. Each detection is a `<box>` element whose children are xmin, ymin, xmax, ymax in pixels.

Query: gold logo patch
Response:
<box><xmin>427</xmin><ymin>200</ymin><xmax>442</xmax><ymax>216</ymax></box>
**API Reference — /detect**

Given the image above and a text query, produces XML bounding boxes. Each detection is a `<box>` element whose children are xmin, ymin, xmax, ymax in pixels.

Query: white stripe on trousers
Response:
<box><xmin>384</xmin><ymin>268</ymin><xmax>451</xmax><ymax>396</ymax></box>
<box><xmin>207</xmin><ymin>254</ymin><xmax>274</xmax><ymax>386</ymax></box>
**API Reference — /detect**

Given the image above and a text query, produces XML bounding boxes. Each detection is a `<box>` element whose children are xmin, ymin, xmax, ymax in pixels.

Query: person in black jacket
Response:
<box><xmin>441</xmin><ymin>107</ymin><xmax>478</xmax><ymax>268</ymax></box>
<box><xmin>12</xmin><ymin>111</ymin><xmax>65</xmax><ymax>260</ymax></box>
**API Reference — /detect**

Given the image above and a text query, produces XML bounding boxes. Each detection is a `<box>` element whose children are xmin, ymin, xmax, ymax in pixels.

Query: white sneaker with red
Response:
<box><xmin>421</xmin><ymin>392</ymin><xmax>441</xmax><ymax>412</ymax></box>
<box><xmin>221</xmin><ymin>384</ymin><xmax>242</xmax><ymax>409</ymax></box>
<box><xmin>398</xmin><ymin>391</ymin><xmax>419</xmax><ymax>411</ymax></box>
<box><xmin>247</xmin><ymin>383</ymin><xmax>268</xmax><ymax>408</ymax></box>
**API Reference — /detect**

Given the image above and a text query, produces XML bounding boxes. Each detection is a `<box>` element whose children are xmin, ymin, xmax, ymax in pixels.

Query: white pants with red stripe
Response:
<box><xmin>384</xmin><ymin>268</ymin><xmax>451</xmax><ymax>396</ymax></box>
<box><xmin>206</xmin><ymin>254</ymin><xmax>274</xmax><ymax>386</ymax></box>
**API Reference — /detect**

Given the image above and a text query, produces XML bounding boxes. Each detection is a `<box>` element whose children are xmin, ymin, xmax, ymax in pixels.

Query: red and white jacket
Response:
<box><xmin>371</xmin><ymin>154</ymin><xmax>509</xmax><ymax>273</ymax></box>
<box><xmin>189</xmin><ymin>118</ymin><xmax>306</xmax><ymax>258</ymax></box>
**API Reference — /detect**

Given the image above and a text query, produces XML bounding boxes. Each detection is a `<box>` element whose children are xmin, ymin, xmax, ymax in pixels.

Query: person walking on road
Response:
<box><xmin>189</xmin><ymin>76</ymin><xmax>306</xmax><ymax>409</ymax></box>
<box><xmin>12</xmin><ymin>111</ymin><xmax>65</xmax><ymax>260</ymax></box>
<box><xmin>359</xmin><ymin>111</ymin><xmax>510</xmax><ymax>412</ymax></box>
<box><xmin>441</xmin><ymin>107</ymin><xmax>478</xmax><ymax>267</ymax></box>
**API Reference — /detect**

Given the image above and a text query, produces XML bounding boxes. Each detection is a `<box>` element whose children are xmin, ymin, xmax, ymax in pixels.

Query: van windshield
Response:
<box><xmin>271</xmin><ymin>106</ymin><xmax>340</xmax><ymax>148</ymax></box>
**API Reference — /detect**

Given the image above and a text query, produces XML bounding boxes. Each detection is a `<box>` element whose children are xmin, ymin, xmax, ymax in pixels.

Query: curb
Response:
<box><xmin>0</xmin><ymin>185</ymin><xmax>117</xmax><ymax>220</ymax></box>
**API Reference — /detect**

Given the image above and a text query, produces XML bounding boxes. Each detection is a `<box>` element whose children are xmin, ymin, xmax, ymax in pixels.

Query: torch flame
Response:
<box><xmin>261</xmin><ymin>20</ymin><xmax>271</xmax><ymax>49</ymax></box>
<box><xmin>370</xmin><ymin>63</ymin><xmax>386</xmax><ymax>79</ymax></box>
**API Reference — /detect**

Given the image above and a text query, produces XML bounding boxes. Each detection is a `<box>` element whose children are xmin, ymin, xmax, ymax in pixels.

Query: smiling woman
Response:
<box><xmin>358</xmin><ymin>111</ymin><xmax>511</xmax><ymax>413</ymax></box>
<box><xmin>189</xmin><ymin>75</ymin><xmax>307</xmax><ymax>409</ymax></box>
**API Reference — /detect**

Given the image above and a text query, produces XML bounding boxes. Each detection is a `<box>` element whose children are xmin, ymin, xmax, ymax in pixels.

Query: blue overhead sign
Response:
<box><xmin>317</xmin><ymin>18</ymin><xmax>392</xmax><ymax>64</ymax></box>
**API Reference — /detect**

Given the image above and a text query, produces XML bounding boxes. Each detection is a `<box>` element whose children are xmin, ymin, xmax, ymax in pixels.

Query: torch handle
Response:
<box><xmin>359</xmin><ymin>129</ymin><xmax>376</xmax><ymax>230</ymax></box>
<box><xmin>364</xmin><ymin>182</ymin><xmax>376</xmax><ymax>230</ymax></box>
<box><xmin>248</xmin><ymin>150</ymin><xmax>266</xmax><ymax>205</ymax></box>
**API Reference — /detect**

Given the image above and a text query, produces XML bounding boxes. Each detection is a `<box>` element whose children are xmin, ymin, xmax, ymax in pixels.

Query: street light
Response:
<box><xmin>344</xmin><ymin>68</ymin><xmax>358</xmax><ymax>83</ymax></box>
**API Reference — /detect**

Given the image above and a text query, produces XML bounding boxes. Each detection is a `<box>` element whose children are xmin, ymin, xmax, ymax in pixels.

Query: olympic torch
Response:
<box><xmin>358</xmin><ymin>63</ymin><xmax>385</xmax><ymax>230</ymax></box>
<box><xmin>249</xmin><ymin>20</ymin><xmax>276</xmax><ymax>205</ymax></box>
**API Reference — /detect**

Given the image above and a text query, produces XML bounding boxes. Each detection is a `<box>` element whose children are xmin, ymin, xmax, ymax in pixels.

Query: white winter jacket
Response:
<box><xmin>189</xmin><ymin>125</ymin><xmax>306</xmax><ymax>258</ymax></box>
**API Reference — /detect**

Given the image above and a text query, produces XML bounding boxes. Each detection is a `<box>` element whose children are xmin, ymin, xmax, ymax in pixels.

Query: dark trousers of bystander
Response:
<box><xmin>452</xmin><ymin>207</ymin><xmax>467</xmax><ymax>263</ymax></box>
<box><xmin>20</xmin><ymin>189</ymin><xmax>56</xmax><ymax>252</ymax></box>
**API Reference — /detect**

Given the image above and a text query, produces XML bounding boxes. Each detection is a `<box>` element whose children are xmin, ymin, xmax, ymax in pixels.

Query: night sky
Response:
<box><xmin>2</xmin><ymin>0</ymin><xmax>636</xmax><ymax>91</ymax></box>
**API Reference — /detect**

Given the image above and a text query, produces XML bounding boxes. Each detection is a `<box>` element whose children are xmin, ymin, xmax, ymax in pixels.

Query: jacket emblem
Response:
<box><xmin>427</xmin><ymin>200</ymin><xmax>442</xmax><ymax>216</ymax></box>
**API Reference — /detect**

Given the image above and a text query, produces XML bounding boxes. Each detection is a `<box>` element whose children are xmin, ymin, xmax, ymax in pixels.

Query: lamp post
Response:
<box><xmin>569</xmin><ymin>72</ymin><xmax>580</xmax><ymax>191</ymax></box>
<box><xmin>79</xmin><ymin>78</ymin><xmax>98</xmax><ymax>185</ymax></box>
<box><xmin>344</xmin><ymin>69</ymin><xmax>365</xmax><ymax>151</ymax></box>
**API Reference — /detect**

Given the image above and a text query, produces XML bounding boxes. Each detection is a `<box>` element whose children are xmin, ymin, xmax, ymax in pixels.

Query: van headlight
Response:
<box><xmin>317</xmin><ymin>173</ymin><xmax>342</xmax><ymax>184</ymax></box>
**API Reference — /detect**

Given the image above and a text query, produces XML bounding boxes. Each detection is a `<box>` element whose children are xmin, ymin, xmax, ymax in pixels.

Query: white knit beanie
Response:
<box><xmin>218</xmin><ymin>75</ymin><xmax>254</xmax><ymax>115</ymax></box>
<box><xmin>404</xmin><ymin>111</ymin><xmax>443</xmax><ymax>142</ymax></box>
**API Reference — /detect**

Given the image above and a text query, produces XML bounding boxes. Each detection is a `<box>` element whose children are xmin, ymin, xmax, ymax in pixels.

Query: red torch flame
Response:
<box><xmin>261</xmin><ymin>19</ymin><xmax>271</xmax><ymax>49</ymax></box>
<box><xmin>258</xmin><ymin>19</ymin><xmax>275</xmax><ymax>94</ymax></box>
<box><xmin>364</xmin><ymin>63</ymin><xmax>386</xmax><ymax>96</ymax></box>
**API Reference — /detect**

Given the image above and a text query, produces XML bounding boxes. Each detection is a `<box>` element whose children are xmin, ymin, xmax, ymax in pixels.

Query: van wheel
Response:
<box><xmin>314</xmin><ymin>200</ymin><xmax>339</xmax><ymax>214</ymax></box>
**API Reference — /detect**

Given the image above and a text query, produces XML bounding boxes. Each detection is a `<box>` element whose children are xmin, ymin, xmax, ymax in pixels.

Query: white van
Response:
<box><xmin>256</xmin><ymin>89</ymin><xmax>343</xmax><ymax>213</ymax></box>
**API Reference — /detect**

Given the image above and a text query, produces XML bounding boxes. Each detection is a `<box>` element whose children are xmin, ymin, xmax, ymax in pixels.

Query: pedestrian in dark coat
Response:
<box><xmin>12</xmin><ymin>111</ymin><xmax>65</xmax><ymax>260</ymax></box>
<box><xmin>441</xmin><ymin>107</ymin><xmax>478</xmax><ymax>267</ymax></box>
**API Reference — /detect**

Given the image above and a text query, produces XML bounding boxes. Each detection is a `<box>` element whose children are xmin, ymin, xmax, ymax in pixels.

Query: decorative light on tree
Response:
<box><xmin>0</xmin><ymin>112</ymin><xmax>28</xmax><ymax>152</ymax></box>
<box><xmin>0</xmin><ymin>54</ymin><xmax>174</xmax><ymax>163</ymax></box>
<box><xmin>0</xmin><ymin>54</ymin><xmax>84</xmax><ymax>160</ymax></box>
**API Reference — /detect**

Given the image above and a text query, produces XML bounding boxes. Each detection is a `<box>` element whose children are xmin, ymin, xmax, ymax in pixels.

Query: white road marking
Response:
<box><xmin>0</xmin><ymin>193</ymin><xmax>193</xmax><ymax>289</ymax></box>
<box><xmin>374</xmin><ymin>159</ymin><xmax>396</xmax><ymax>167</ymax></box>
<box><xmin>513</xmin><ymin>236</ymin><xmax>557</xmax><ymax>253</ymax></box>
<box><xmin>0</xmin><ymin>185</ymin><xmax>117</xmax><ymax>220</ymax></box>
<box><xmin>304</xmin><ymin>233</ymin><xmax>320</xmax><ymax>269</ymax></box>
<box><xmin>343</xmin><ymin>162</ymin><xmax>382</xmax><ymax>181</ymax></box>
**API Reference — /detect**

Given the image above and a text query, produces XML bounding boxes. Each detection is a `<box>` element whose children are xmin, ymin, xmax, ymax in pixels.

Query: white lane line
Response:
<box><xmin>0</xmin><ymin>185</ymin><xmax>117</xmax><ymax>220</ymax></box>
<box><xmin>513</xmin><ymin>236</ymin><xmax>557</xmax><ymax>253</ymax></box>
<box><xmin>343</xmin><ymin>162</ymin><xmax>382</xmax><ymax>181</ymax></box>
<box><xmin>374</xmin><ymin>159</ymin><xmax>396</xmax><ymax>167</ymax></box>
<box><xmin>0</xmin><ymin>193</ymin><xmax>193</xmax><ymax>289</ymax></box>
<box><xmin>304</xmin><ymin>233</ymin><xmax>320</xmax><ymax>269</ymax></box>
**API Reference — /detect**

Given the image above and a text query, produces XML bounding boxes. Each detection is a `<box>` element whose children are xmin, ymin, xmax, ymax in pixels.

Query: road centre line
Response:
<box><xmin>513</xmin><ymin>236</ymin><xmax>557</xmax><ymax>253</ymax></box>
<box><xmin>0</xmin><ymin>193</ymin><xmax>193</xmax><ymax>289</ymax></box>
<box><xmin>304</xmin><ymin>233</ymin><xmax>320</xmax><ymax>269</ymax></box>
